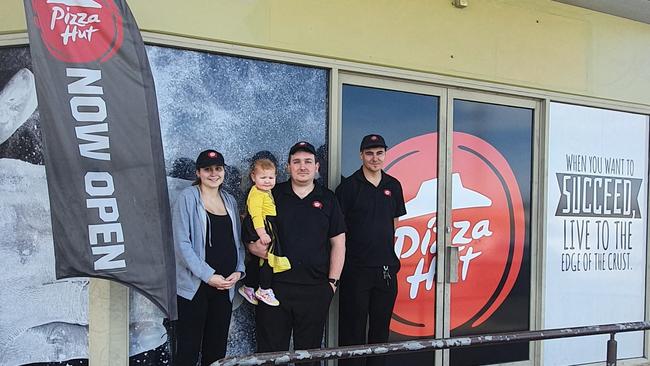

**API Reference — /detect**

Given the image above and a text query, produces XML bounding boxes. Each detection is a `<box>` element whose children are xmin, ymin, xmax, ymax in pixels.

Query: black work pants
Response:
<box><xmin>256</xmin><ymin>281</ymin><xmax>334</xmax><ymax>366</ymax></box>
<box><xmin>175</xmin><ymin>282</ymin><xmax>232</xmax><ymax>366</ymax></box>
<box><xmin>338</xmin><ymin>265</ymin><xmax>398</xmax><ymax>366</ymax></box>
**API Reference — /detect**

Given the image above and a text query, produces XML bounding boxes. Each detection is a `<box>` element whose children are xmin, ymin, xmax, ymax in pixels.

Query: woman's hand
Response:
<box><xmin>207</xmin><ymin>274</ymin><xmax>235</xmax><ymax>290</ymax></box>
<box><xmin>225</xmin><ymin>271</ymin><xmax>242</xmax><ymax>283</ymax></box>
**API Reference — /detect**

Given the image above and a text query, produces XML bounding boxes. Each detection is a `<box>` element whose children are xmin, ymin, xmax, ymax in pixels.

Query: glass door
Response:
<box><xmin>338</xmin><ymin>74</ymin><xmax>444</xmax><ymax>366</ymax></box>
<box><xmin>336</xmin><ymin>76</ymin><xmax>538</xmax><ymax>366</ymax></box>
<box><xmin>445</xmin><ymin>91</ymin><xmax>536</xmax><ymax>366</ymax></box>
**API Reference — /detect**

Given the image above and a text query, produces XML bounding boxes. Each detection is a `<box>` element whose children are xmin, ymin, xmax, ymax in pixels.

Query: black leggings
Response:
<box><xmin>243</xmin><ymin>215</ymin><xmax>279</xmax><ymax>290</ymax></box>
<box><xmin>244</xmin><ymin>256</ymin><xmax>273</xmax><ymax>289</ymax></box>
<box><xmin>175</xmin><ymin>282</ymin><xmax>232</xmax><ymax>365</ymax></box>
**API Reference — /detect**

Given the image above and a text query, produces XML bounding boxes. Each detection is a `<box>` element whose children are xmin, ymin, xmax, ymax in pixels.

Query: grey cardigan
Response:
<box><xmin>173</xmin><ymin>185</ymin><xmax>246</xmax><ymax>301</ymax></box>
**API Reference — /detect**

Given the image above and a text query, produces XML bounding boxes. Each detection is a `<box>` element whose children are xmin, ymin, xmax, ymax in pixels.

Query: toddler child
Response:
<box><xmin>239</xmin><ymin>158</ymin><xmax>290</xmax><ymax>306</ymax></box>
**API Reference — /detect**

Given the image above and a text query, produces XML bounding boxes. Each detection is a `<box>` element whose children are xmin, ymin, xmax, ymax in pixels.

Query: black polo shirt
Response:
<box><xmin>335</xmin><ymin>168</ymin><xmax>406</xmax><ymax>267</ymax></box>
<box><xmin>272</xmin><ymin>181</ymin><xmax>346</xmax><ymax>285</ymax></box>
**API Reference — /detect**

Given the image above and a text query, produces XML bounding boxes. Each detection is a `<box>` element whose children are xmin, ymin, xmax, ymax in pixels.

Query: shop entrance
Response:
<box><xmin>337</xmin><ymin>74</ymin><xmax>537</xmax><ymax>366</ymax></box>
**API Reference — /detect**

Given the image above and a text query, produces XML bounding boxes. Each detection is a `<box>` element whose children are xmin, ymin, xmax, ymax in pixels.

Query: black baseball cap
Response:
<box><xmin>196</xmin><ymin>149</ymin><xmax>225</xmax><ymax>169</ymax></box>
<box><xmin>289</xmin><ymin>141</ymin><xmax>317</xmax><ymax>157</ymax></box>
<box><xmin>360</xmin><ymin>134</ymin><xmax>387</xmax><ymax>151</ymax></box>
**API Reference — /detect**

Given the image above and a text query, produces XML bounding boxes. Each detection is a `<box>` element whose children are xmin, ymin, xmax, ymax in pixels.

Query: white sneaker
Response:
<box><xmin>238</xmin><ymin>285</ymin><xmax>258</xmax><ymax>305</ymax></box>
<box><xmin>255</xmin><ymin>288</ymin><xmax>280</xmax><ymax>306</ymax></box>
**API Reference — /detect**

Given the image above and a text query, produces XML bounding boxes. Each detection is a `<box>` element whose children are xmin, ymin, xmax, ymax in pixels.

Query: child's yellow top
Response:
<box><xmin>247</xmin><ymin>185</ymin><xmax>276</xmax><ymax>229</ymax></box>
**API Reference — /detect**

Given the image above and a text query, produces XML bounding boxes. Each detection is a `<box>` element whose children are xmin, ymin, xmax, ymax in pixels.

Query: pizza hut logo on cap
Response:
<box><xmin>299</xmin><ymin>142</ymin><xmax>306</xmax><ymax>146</ymax></box>
<box><xmin>385</xmin><ymin>132</ymin><xmax>525</xmax><ymax>337</ymax></box>
<box><xmin>312</xmin><ymin>201</ymin><xmax>323</xmax><ymax>209</ymax></box>
<box><xmin>31</xmin><ymin>0</ymin><xmax>124</xmax><ymax>63</ymax></box>
<box><xmin>384</xmin><ymin>189</ymin><xmax>392</xmax><ymax>197</ymax></box>
<box><xmin>371</xmin><ymin>135</ymin><xmax>378</xmax><ymax>141</ymax></box>
<box><xmin>208</xmin><ymin>151</ymin><xmax>217</xmax><ymax>158</ymax></box>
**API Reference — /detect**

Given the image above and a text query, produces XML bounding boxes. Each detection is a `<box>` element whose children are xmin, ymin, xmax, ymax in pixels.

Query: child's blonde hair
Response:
<box><xmin>251</xmin><ymin>158</ymin><xmax>276</xmax><ymax>174</ymax></box>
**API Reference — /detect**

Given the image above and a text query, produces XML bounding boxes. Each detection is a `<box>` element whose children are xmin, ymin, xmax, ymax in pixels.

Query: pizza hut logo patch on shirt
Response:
<box><xmin>384</xmin><ymin>189</ymin><xmax>392</xmax><ymax>197</ymax></box>
<box><xmin>312</xmin><ymin>201</ymin><xmax>323</xmax><ymax>209</ymax></box>
<box><xmin>31</xmin><ymin>0</ymin><xmax>124</xmax><ymax>63</ymax></box>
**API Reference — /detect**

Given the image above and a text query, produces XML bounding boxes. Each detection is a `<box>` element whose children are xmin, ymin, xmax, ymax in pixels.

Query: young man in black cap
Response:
<box><xmin>248</xmin><ymin>141</ymin><xmax>346</xmax><ymax>366</ymax></box>
<box><xmin>335</xmin><ymin>134</ymin><xmax>406</xmax><ymax>366</ymax></box>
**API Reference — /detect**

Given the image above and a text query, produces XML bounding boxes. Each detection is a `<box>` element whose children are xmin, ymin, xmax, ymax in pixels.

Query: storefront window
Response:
<box><xmin>543</xmin><ymin>102</ymin><xmax>648</xmax><ymax>365</ymax></box>
<box><xmin>149</xmin><ymin>44</ymin><xmax>330</xmax><ymax>357</ymax></box>
<box><xmin>0</xmin><ymin>44</ymin><xmax>329</xmax><ymax>364</ymax></box>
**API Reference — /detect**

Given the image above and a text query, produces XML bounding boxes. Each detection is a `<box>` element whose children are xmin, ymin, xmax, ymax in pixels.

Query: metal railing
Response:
<box><xmin>213</xmin><ymin>321</ymin><xmax>650</xmax><ymax>366</ymax></box>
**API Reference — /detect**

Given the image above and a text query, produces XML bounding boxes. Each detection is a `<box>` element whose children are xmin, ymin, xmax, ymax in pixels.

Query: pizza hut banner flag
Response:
<box><xmin>23</xmin><ymin>0</ymin><xmax>177</xmax><ymax>319</ymax></box>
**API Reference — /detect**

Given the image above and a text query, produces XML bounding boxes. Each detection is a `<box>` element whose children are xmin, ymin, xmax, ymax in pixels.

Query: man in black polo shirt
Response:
<box><xmin>335</xmin><ymin>134</ymin><xmax>406</xmax><ymax>366</ymax></box>
<box><xmin>248</xmin><ymin>141</ymin><xmax>346</xmax><ymax>365</ymax></box>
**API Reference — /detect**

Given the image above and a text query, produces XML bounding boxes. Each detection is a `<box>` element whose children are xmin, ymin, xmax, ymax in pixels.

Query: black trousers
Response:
<box><xmin>175</xmin><ymin>282</ymin><xmax>232</xmax><ymax>366</ymax></box>
<box><xmin>256</xmin><ymin>281</ymin><xmax>334</xmax><ymax>366</ymax></box>
<box><xmin>338</xmin><ymin>265</ymin><xmax>398</xmax><ymax>366</ymax></box>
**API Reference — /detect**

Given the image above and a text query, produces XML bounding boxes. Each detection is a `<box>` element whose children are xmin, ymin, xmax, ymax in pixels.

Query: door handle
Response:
<box><xmin>446</xmin><ymin>246</ymin><xmax>459</xmax><ymax>284</ymax></box>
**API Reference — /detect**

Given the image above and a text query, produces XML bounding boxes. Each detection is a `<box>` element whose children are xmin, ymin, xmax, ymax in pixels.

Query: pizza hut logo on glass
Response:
<box><xmin>384</xmin><ymin>189</ymin><xmax>392</xmax><ymax>197</ymax></box>
<box><xmin>385</xmin><ymin>133</ymin><xmax>525</xmax><ymax>337</ymax></box>
<box><xmin>31</xmin><ymin>0</ymin><xmax>124</xmax><ymax>63</ymax></box>
<box><xmin>312</xmin><ymin>201</ymin><xmax>323</xmax><ymax>209</ymax></box>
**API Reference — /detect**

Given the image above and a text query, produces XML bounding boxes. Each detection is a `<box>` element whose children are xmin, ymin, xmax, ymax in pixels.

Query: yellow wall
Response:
<box><xmin>3</xmin><ymin>0</ymin><xmax>650</xmax><ymax>105</ymax></box>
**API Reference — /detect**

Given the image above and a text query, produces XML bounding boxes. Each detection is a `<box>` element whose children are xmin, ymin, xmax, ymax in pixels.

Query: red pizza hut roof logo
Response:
<box><xmin>385</xmin><ymin>132</ymin><xmax>525</xmax><ymax>337</ymax></box>
<box><xmin>312</xmin><ymin>201</ymin><xmax>323</xmax><ymax>209</ymax></box>
<box><xmin>31</xmin><ymin>0</ymin><xmax>124</xmax><ymax>63</ymax></box>
<box><xmin>384</xmin><ymin>189</ymin><xmax>392</xmax><ymax>197</ymax></box>
<box><xmin>208</xmin><ymin>151</ymin><xmax>217</xmax><ymax>158</ymax></box>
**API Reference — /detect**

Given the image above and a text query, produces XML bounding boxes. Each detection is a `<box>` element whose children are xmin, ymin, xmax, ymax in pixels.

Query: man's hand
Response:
<box><xmin>329</xmin><ymin>282</ymin><xmax>337</xmax><ymax>293</ymax></box>
<box><xmin>328</xmin><ymin>233</ymin><xmax>345</xmax><ymax>285</ymax></box>
<box><xmin>247</xmin><ymin>239</ymin><xmax>269</xmax><ymax>259</ymax></box>
<box><xmin>260</xmin><ymin>233</ymin><xmax>272</xmax><ymax>246</ymax></box>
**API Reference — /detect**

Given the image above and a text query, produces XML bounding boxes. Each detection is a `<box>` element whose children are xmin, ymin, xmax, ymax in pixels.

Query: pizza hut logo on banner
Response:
<box><xmin>31</xmin><ymin>0</ymin><xmax>123</xmax><ymax>63</ymax></box>
<box><xmin>386</xmin><ymin>133</ymin><xmax>525</xmax><ymax>337</ymax></box>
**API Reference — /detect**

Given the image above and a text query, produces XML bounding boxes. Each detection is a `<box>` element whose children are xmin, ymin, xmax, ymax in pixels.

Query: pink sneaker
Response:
<box><xmin>238</xmin><ymin>285</ymin><xmax>258</xmax><ymax>305</ymax></box>
<box><xmin>255</xmin><ymin>288</ymin><xmax>280</xmax><ymax>306</ymax></box>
